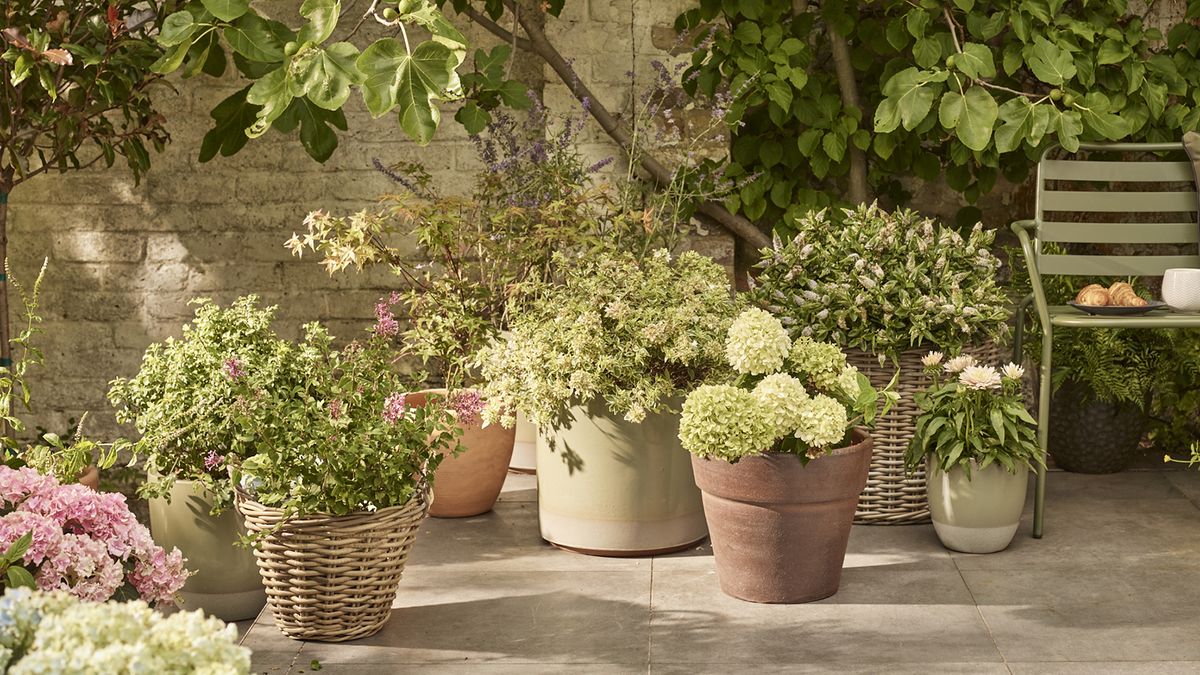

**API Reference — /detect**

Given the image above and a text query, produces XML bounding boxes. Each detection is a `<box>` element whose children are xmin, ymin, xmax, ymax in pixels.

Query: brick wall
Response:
<box><xmin>7</xmin><ymin>0</ymin><xmax>733</xmax><ymax>439</ymax></box>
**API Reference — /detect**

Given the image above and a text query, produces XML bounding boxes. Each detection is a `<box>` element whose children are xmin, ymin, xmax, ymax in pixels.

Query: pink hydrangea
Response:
<box><xmin>449</xmin><ymin>389</ymin><xmax>485</xmax><ymax>427</ymax></box>
<box><xmin>0</xmin><ymin>466</ymin><xmax>189</xmax><ymax>604</ymax></box>
<box><xmin>0</xmin><ymin>511</ymin><xmax>62</xmax><ymax>565</ymax></box>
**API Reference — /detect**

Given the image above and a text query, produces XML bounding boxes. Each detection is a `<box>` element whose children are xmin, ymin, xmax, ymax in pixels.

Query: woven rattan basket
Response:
<box><xmin>235</xmin><ymin>488</ymin><xmax>429</xmax><ymax>642</ymax></box>
<box><xmin>846</xmin><ymin>343</ymin><xmax>1004</xmax><ymax>524</ymax></box>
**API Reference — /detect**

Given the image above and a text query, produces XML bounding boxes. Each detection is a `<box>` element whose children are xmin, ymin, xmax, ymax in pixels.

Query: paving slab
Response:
<box><xmin>1008</xmin><ymin>663</ymin><xmax>1200</xmax><ymax>674</ymax></box>
<box><xmin>963</xmin><ymin>564</ymin><xmax>1200</xmax><ymax>662</ymax></box>
<box><xmin>651</xmin><ymin>665</ymin><xmax>1010</xmax><ymax>674</ymax></box>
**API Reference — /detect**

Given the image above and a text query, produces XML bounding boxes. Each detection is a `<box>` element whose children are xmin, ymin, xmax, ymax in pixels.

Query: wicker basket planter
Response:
<box><xmin>235</xmin><ymin>488</ymin><xmax>429</xmax><ymax>642</ymax></box>
<box><xmin>846</xmin><ymin>342</ymin><xmax>1003</xmax><ymax>524</ymax></box>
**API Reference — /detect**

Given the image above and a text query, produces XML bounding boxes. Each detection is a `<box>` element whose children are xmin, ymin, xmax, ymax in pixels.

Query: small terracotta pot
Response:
<box><xmin>407</xmin><ymin>389</ymin><xmax>515</xmax><ymax>518</ymax></box>
<box><xmin>691</xmin><ymin>430</ymin><xmax>873</xmax><ymax>604</ymax></box>
<box><xmin>77</xmin><ymin>466</ymin><xmax>100</xmax><ymax>490</ymax></box>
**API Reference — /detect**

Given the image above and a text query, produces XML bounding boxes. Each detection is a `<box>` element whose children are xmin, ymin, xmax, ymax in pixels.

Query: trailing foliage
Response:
<box><xmin>906</xmin><ymin>352</ymin><xmax>1042</xmax><ymax>476</ymax></box>
<box><xmin>750</xmin><ymin>203</ymin><xmax>1009</xmax><ymax>358</ymax></box>
<box><xmin>678</xmin><ymin>0</ymin><xmax>1200</xmax><ymax>227</ymax></box>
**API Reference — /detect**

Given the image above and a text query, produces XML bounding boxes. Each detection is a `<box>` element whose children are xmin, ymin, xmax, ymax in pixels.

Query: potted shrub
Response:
<box><xmin>751</xmin><ymin>203</ymin><xmax>1010</xmax><ymax>523</ymax></box>
<box><xmin>679</xmin><ymin>308</ymin><xmax>891</xmax><ymax>603</ymax></box>
<box><xmin>0</xmin><ymin>465</ymin><xmax>188</xmax><ymax>603</ymax></box>
<box><xmin>478</xmin><ymin>249</ymin><xmax>741</xmax><ymax>556</ymax></box>
<box><xmin>229</xmin><ymin>322</ymin><xmax>456</xmax><ymax>642</ymax></box>
<box><xmin>0</xmin><ymin>587</ymin><xmax>250</xmax><ymax>673</ymax></box>
<box><xmin>287</xmin><ymin>110</ymin><xmax>604</xmax><ymax>512</ymax></box>
<box><xmin>906</xmin><ymin>353</ymin><xmax>1042</xmax><ymax>553</ymax></box>
<box><xmin>106</xmin><ymin>296</ymin><xmax>291</xmax><ymax>621</ymax></box>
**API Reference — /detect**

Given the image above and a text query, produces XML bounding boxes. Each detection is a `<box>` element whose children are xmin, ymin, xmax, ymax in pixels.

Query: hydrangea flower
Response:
<box><xmin>788</xmin><ymin>335</ymin><xmax>847</xmax><ymax>387</ymax></box>
<box><xmin>679</xmin><ymin>385</ymin><xmax>777</xmax><ymax>462</ymax></box>
<box><xmin>795</xmin><ymin>394</ymin><xmax>849</xmax><ymax>448</ymax></box>
<box><xmin>752</xmin><ymin>374</ymin><xmax>809</xmax><ymax>437</ymax></box>
<box><xmin>837</xmin><ymin>365</ymin><xmax>862</xmax><ymax>399</ymax></box>
<box><xmin>725</xmin><ymin>308</ymin><xmax>791</xmax><ymax>375</ymax></box>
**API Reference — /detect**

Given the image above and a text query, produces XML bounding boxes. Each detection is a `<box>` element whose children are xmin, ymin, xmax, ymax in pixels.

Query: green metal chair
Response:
<box><xmin>1011</xmin><ymin>141</ymin><xmax>1200</xmax><ymax>539</ymax></box>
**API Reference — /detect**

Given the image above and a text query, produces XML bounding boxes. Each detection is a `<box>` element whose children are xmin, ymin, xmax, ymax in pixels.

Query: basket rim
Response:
<box><xmin>233</xmin><ymin>483</ymin><xmax>430</xmax><ymax>522</ymax></box>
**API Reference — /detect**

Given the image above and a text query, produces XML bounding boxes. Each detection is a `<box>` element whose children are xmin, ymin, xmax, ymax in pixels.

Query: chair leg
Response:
<box><xmin>1034</xmin><ymin>337</ymin><xmax>1052</xmax><ymax>539</ymax></box>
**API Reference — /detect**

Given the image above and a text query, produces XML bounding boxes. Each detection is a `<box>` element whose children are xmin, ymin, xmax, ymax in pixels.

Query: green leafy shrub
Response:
<box><xmin>107</xmin><ymin>297</ymin><xmax>294</xmax><ymax>510</ymax></box>
<box><xmin>906</xmin><ymin>352</ymin><xmax>1041</xmax><ymax>476</ymax></box>
<box><xmin>751</xmin><ymin>203</ymin><xmax>1009</xmax><ymax>358</ymax></box>
<box><xmin>478</xmin><ymin>250</ymin><xmax>742</xmax><ymax>429</ymax></box>
<box><xmin>230</xmin><ymin>323</ymin><xmax>456</xmax><ymax>519</ymax></box>
<box><xmin>679</xmin><ymin>308</ymin><xmax>891</xmax><ymax>464</ymax></box>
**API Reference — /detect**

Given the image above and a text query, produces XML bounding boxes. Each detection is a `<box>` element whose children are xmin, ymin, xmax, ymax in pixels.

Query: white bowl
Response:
<box><xmin>1162</xmin><ymin>268</ymin><xmax>1200</xmax><ymax>311</ymax></box>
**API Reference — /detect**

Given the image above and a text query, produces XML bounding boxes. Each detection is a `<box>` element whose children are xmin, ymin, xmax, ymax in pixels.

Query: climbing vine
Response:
<box><xmin>680</xmin><ymin>0</ymin><xmax>1200</xmax><ymax>229</ymax></box>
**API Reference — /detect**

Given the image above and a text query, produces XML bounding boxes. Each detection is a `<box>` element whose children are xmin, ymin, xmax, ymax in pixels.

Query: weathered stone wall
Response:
<box><xmin>7</xmin><ymin>0</ymin><xmax>732</xmax><ymax>439</ymax></box>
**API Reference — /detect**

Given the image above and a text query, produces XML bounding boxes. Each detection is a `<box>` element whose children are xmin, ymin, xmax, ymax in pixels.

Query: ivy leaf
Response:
<box><xmin>956</xmin><ymin>85</ymin><xmax>998</xmax><ymax>151</ymax></box>
<box><xmin>200</xmin><ymin>0</ymin><xmax>251</xmax><ymax>22</ymax></box>
<box><xmin>300</xmin><ymin>42</ymin><xmax>363</xmax><ymax>111</ymax></box>
<box><xmin>224</xmin><ymin>14</ymin><xmax>288</xmax><ymax>63</ymax></box>
<box><xmin>297</xmin><ymin>0</ymin><xmax>340</xmax><ymax>45</ymax></box>
<box><xmin>454</xmin><ymin>100</ymin><xmax>490</xmax><ymax>134</ymax></box>
<box><xmin>956</xmin><ymin>43</ymin><xmax>996</xmax><ymax>79</ymax></box>
<box><xmin>199</xmin><ymin>86</ymin><xmax>258</xmax><ymax>162</ymax></box>
<box><xmin>160</xmin><ymin>11</ymin><xmax>197</xmax><ymax>46</ymax></box>
<box><xmin>1027</xmin><ymin>37</ymin><xmax>1076</xmax><ymax>85</ymax></box>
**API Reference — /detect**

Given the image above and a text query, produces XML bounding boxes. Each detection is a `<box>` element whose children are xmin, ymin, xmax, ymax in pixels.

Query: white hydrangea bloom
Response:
<box><xmin>725</xmin><ymin>308</ymin><xmax>791</xmax><ymax>375</ymax></box>
<box><xmin>752</xmin><ymin>373</ymin><xmax>809</xmax><ymax>437</ymax></box>
<box><xmin>836</xmin><ymin>365</ymin><xmax>862</xmax><ymax>399</ymax></box>
<box><xmin>795</xmin><ymin>394</ymin><xmax>849</xmax><ymax>448</ymax></box>
<box><xmin>680</xmin><ymin>384</ymin><xmax>778</xmax><ymax>461</ymax></box>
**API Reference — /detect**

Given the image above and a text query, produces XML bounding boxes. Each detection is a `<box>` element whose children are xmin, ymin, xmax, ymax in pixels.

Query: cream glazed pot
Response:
<box><xmin>927</xmin><ymin>458</ymin><xmax>1029</xmax><ymax>554</ymax></box>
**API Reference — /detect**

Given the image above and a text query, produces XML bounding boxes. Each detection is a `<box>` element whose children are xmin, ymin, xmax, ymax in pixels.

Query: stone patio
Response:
<box><xmin>242</xmin><ymin>467</ymin><xmax>1200</xmax><ymax>674</ymax></box>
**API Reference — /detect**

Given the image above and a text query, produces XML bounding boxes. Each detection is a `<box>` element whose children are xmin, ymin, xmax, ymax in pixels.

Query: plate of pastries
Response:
<box><xmin>1068</xmin><ymin>281</ymin><xmax>1167</xmax><ymax>315</ymax></box>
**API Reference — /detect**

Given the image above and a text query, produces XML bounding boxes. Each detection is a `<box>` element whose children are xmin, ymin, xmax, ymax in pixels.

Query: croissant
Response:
<box><xmin>1108</xmin><ymin>282</ymin><xmax>1147</xmax><ymax>307</ymax></box>
<box><xmin>1075</xmin><ymin>284</ymin><xmax>1110</xmax><ymax>306</ymax></box>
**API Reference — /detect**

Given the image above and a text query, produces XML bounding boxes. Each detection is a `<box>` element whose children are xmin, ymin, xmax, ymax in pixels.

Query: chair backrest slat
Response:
<box><xmin>1040</xmin><ymin>190</ymin><xmax>1197</xmax><ymax>213</ymax></box>
<box><xmin>1041</xmin><ymin>159</ymin><xmax>1194</xmax><ymax>182</ymax></box>
<box><xmin>1038</xmin><ymin>254</ymin><xmax>1200</xmax><ymax>276</ymax></box>
<box><xmin>1033</xmin><ymin>143</ymin><xmax>1200</xmax><ymax>277</ymax></box>
<box><xmin>1040</xmin><ymin>222</ymin><xmax>1200</xmax><ymax>244</ymax></box>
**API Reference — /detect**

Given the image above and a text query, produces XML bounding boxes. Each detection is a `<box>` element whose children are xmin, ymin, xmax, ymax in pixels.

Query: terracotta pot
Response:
<box><xmin>537</xmin><ymin>399</ymin><xmax>706</xmax><ymax>556</ymax></box>
<box><xmin>149</xmin><ymin>477</ymin><xmax>266</xmax><ymax>621</ymax></box>
<box><xmin>407</xmin><ymin>389</ymin><xmax>516</xmax><ymax>518</ymax></box>
<box><xmin>509</xmin><ymin>410</ymin><xmax>538</xmax><ymax>474</ymax></box>
<box><xmin>691</xmin><ymin>430</ymin><xmax>873</xmax><ymax>604</ymax></box>
<box><xmin>928</xmin><ymin>458</ymin><xmax>1028</xmax><ymax>554</ymax></box>
<box><xmin>77</xmin><ymin>466</ymin><xmax>100</xmax><ymax>490</ymax></box>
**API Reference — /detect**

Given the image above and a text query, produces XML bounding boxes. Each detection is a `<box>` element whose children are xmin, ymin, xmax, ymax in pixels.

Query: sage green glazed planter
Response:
<box><xmin>148</xmin><ymin>478</ymin><xmax>266</xmax><ymax>621</ymax></box>
<box><xmin>928</xmin><ymin>458</ymin><xmax>1029</xmax><ymax>554</ymax></box>
<box><xmin>536</xmin><ymin>399</ymin><xmax>706</xmax><ymax>556</ymax></box>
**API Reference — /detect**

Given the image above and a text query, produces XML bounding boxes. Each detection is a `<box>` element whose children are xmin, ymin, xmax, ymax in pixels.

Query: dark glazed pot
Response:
<box><xmin>1048</xmin><ymin>378</ymin><xmax>1146</xmax><ymax>474</ymax></box>
<box><xmin>690</xmin><ymin>429</ymin><xmax>873</xmax><ymax>604</ymax></box>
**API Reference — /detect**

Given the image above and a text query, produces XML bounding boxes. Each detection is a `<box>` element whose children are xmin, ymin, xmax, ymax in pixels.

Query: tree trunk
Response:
<box><xmin>0</xmin><ymin>187</ymin><xmax>11</xmax><ymax>372</ymax></box>
<box><xmin>827</xmin><ymin>31</ymin><xmax>870</xmax><ymax>205</ymax></box>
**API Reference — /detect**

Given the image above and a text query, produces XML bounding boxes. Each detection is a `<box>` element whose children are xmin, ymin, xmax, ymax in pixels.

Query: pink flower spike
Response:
<box><xmin>382</xmin><ymin>392</ymin><xmax>407</xmax><ymax>424</ymax></box>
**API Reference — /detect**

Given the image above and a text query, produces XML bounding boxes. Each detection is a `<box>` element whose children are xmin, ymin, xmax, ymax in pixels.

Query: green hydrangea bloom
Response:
<box><xmin>837</xmin><ymin>365</ymin><xmax>862</xmax><ymax>399</ymax></box>
<box><xmin>679</xmin><ymin>384</ymin><xmax>776</xmax><ymax>461</ymax></box>
<box><xmin>796</xmin><ymin>394</ymin><xmax>849</xmax><ymax>448</ymax></box>
<box><xmin>725</xmin><ymin>308</ymin><xmax>791</xmax><ymax>375</ymax></box>
<box><xmin>789</xmin><ymin>336</ymin><xmax>847</xmax><ymax>389</ymax></box>
<box><xmin>752</xmin><ymin>373</ymin><xmax>808</xmax><ymax>438</ymax></box>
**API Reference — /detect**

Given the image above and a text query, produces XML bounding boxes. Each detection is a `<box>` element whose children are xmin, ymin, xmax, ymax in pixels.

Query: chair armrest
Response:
<box><xmin>1010</xmin><ymin>220</ymin><xmax>1052</xmax><ymax>333</ymax></box>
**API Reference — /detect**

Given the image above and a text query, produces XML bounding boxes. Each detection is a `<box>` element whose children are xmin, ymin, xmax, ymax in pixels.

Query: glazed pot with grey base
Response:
<box><xmin>928</xmin><ymin>458</ymin><xmax>1028</xmax><ymax>554</ymax></box>
<box><xmin>537</xmin><ymin>399</ymin><xmax>706</xmax><ymax>556</ymax></box>
<box><xmin>149</xmin><ymin>478</ymin><xmax>266</xmax><ymax>621</ymax></box>
<box><xmin>509</xmin><ymin>410</ymin><xmax>538</xmax><ymax>474</ymax></box>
